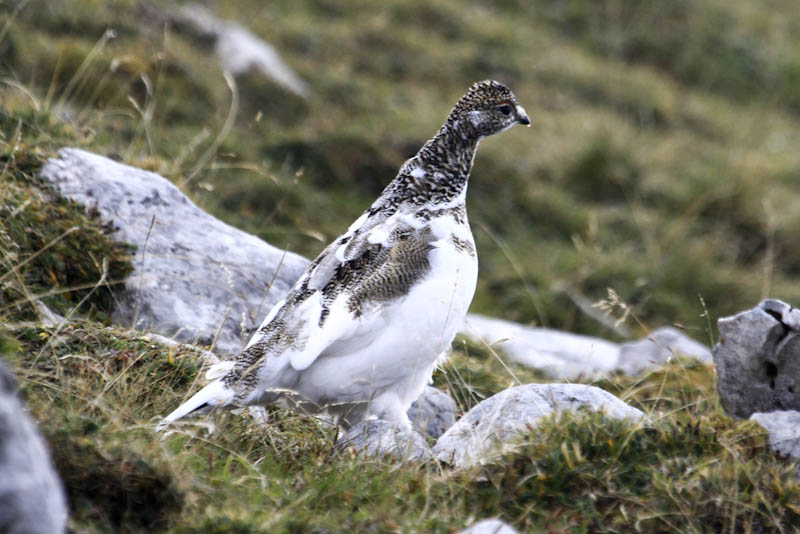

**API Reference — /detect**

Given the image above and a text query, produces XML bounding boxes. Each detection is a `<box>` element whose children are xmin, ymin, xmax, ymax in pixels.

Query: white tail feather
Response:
<box><xmin>205</xmin><ymin>360</ymin><xmax>235</xmax><ymax>380</ymax></box>
<box><xmin>157</xmin><ymin>380</ymin><xmax>234</xmax><ymax>430</ymax></box>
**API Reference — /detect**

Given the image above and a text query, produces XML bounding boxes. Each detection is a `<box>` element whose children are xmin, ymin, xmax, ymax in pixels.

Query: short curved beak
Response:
<box><xmin>516</xmin><ymin>105</ymin><xmax>531</xmax><ymax>127</ymax></box>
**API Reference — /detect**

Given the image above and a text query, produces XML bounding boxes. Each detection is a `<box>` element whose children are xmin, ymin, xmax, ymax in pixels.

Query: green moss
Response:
<box><xmin>175</xmin><ymin>517</ymin><xmax>267</xmax><ymax>534</ymax></box>
<box><xmin>7</xmin><ymin>321</ymin><xmax>799</xmax><ymax>533</ymax></box>
<box><xmin>563</xmin><ymin>139</ymin><xmax>641</xmax><ymax>203</ymax></box>
<box><xmin>10</xmin><ymin>324</ymin><xmax>202</xmax><ymax>533</ymax></box>
<box><xmin>0</xmin><ymin>142</ymin><xmax>133</xmax><ymax>321</ymax></box>
<box><xmin>465</xmin><ymin>410</ymin><xmax>800</xmax><ymax>532</ymax></box>
<box><xmin>47</xmin><ymin>428</ymin><xmax>183</xmax><ymax>533</ymax></box>
<box><xmin>534</xmin><ymin>0</ymin><xmax>800</xmax><ymax>110</ymax></box>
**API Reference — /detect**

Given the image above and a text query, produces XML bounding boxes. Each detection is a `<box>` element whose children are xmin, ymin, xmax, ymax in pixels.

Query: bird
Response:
<box><xmin>159</xmin><ymin>80</ymin><xmax>530</xmax><ymax>431</ymax></box>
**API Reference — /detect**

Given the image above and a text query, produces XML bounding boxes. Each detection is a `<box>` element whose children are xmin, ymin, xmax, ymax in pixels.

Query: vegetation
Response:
<box><xmin>6</xmin><ymin>325</ymin><xmax>799</xmax><ymax>532</ymax></box>
<box><xmin>2</xmin><ymin>0</ymin><xmax>800</xmax><ymax>532</ymax></box>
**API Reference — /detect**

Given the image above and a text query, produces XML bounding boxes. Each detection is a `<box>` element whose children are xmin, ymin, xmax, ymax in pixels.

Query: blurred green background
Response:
<box><xmin>4</xmin><ymin>0</ymin><xmax>800</xmax><ymax>341</ymax></box>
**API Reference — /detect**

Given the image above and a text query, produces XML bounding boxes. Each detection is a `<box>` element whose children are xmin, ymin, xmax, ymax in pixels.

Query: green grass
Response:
<box><xmin>6</xmin><ymin>323</ymin><xmax>799</xmax><ymax>532</ymax></box>
<box><xmin>3</xmin><ymin>0</ymin><xmax>800</xmax><ymax>531</ymax></box>
<box><xmin>469</xmin><ymin>411</ymin><xmax>800</xmax><ymax>532</ymax></box>
<box><xmin>0</xmin><ymin>108</ymin><xmax>133</xmax><ymax>322</ymax></box>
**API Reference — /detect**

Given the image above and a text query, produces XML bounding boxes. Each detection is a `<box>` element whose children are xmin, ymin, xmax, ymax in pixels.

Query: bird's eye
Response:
<box><xmin>498</xmin><ymin>104</ymin><xmax>512</xmax><ymax>115</ymax></box>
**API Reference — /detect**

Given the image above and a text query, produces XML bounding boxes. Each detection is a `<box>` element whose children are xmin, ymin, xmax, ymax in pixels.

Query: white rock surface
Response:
<box><xmin>40</xmin><ymin>148</ymin><xmax>308</xmax><ymax>356</ymax></box>
<box><xmin>407</xmin><ymin>386</ymin><xmax>458</xmax><ymax>439</ymax></box>
<box><xmin>335</xmin><ymin>419</ymin><xmax>432</xmax><ymax>462</ymax></box>
<box><xmin>462</xmin><ymin>314</ymin><xmax>620</xmax><ymax>379</ymax></box>
<box><xmin>750</xmin><ymin>410</ymin><xmax>800</xmax><ymax>460</ymax></box>
<box><xmin>463</xmin><ymin>315</ymin><xmax>710</xmax><ymax>380</ymax></box>
<box><xmin>0</xmin><ymin>360</ymin><xmax>67</xmax><ymax>533</ymax></box>
<box><xmin>432</xmin><ymin>383</ymin><xmax>644</xmax><ymax>467</ymax></box>
<box><xmin>458</xmin><ymin>518</ymin><xmax>518</xmax><ymax>534</ymax></box>
<box><xmin>713</xmin><ymin>299</ymin><xmax>800</xmax><ymax>418</ymax></box>
<box><xmin>171</xmin><ymin>4</ymin><xmax>309</xmax><ymax>97</ymax></box>
<box><xmin>617</xmin><ymin>326</ymin><xmax>712</xmax><ymax>376</ymax></box>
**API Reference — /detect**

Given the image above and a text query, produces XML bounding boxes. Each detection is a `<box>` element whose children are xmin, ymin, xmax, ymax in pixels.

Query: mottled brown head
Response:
<box><xmin>447</xmin><ymin>80</ymin><xmax>530</xmax><ymax>139</ymax></box>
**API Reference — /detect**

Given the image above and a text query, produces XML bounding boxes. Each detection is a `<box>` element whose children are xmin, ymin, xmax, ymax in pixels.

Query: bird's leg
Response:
<box><xmin>370</xmin><ymin>392</ymin><xmax>413</xmax><ymax>430</ymax></box>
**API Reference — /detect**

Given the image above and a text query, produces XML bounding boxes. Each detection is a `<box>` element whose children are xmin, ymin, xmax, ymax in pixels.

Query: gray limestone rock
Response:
<box><xmin>713</xmin><ymin>299</ymin><xmax>800</xmax><ymax>418</ymax></box>
<box><xmin>432</xmin><ymin>383</ymin><xmax>644</xmax><ymax>467</ymax></box>
<box><xmin>40</xmin><ymin>148</ymin><xmax>308</xmax><ymax>356</ymax></box>
<box><xmin>750</xmin><ymin>411</ymin><xmax>800</xmax><ymax>469</ymax></box>
<box><xmin>458</xmin><ymin>518</ymin><xmax>518</xmax><ymax>534</ymax></box>
<box><xmin>406</xmin><ymin>386</ymin><xmax>458</xmax><ymax>439</ymax></box>
<box><xmin>462</xmin><ymin>314</ymin><xmax>620</xmax><ymax>380</ymax></box>
<box><xmin>335</xmin><ymin>420</ymin><xmax>432</xmax><ymax>462</ymax></box>
<box><xmin>617</xmin><ymin>326</ymin><xmax>712</xmax><ymax>376</ymax></box>
<box><xmin>462</xmin><ymin>315</ymin><xmax>712</xmax><ymax>379</ymax></box>
<box><xmin>0</xmin><ymin>360</ymin><xmax>67</xmax><ymax>533</ymax></box>
<box><xmin>170</xmin><ymin>4</ymin><xmax>309</xmax><ymax>97</ymax></box>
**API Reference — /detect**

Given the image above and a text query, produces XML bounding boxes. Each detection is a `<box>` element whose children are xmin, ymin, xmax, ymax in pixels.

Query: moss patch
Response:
<box><xmin>467</xmin><ymin>411</ymin><xmax>800</xmax><ymax>531</ymax></box>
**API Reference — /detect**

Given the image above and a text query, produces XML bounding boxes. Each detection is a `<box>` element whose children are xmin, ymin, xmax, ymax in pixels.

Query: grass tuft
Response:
<box><xmin>467</xmin><ymin>410</ymin><xmax>800</xmax><ymax>532</ymax></box>
<box><xmin>0</xmin><ymin>124</ymin><xmax>133</xmax><ymax>322</ymax></box>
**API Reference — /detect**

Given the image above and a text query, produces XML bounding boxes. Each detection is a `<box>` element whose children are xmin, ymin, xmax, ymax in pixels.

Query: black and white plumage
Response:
<box><xmin>159</xmin><ymin>80</ymin><xmax>530</xmax><ymax>430</ymax></box>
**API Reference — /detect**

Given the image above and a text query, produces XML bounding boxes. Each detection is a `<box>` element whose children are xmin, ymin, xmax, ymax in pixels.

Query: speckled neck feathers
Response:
<box><xmin>378</xmin><ymin>79</ymin><xmax>522</xmax><ymax>210</ymax></box>
<box><xmin>385</xmin><ymin>127</ymin><xmax>478</xmax><ymax>208</ymax></box>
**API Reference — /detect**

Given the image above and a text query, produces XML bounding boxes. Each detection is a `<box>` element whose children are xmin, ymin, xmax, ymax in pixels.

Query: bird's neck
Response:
<box><xmin>420</xmin><ymin>123</ymin><xmax>479</xmax><ymax>177</ymax></box>
<box><xmin>389</xmin><ymin>125</ymin><xmax>479</xmax><ymax>207</ymax></box>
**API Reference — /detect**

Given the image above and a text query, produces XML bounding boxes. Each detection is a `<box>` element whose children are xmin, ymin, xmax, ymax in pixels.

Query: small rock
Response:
<box><xmin>171</xmin><ymin>4</ymin><xmax>309</xmax><ymax>97</ymax></box>
<box><xmin>406</xmin><ymin>386</ymin><xmax>458</xmax><ymax>439</ymax></box>
<box><xmin>432</xmin><ymin>384</ymin><xmax>644</xmax><ymax>467</ymax></box>
<box><xmin>0</xmin><ymin>360</ymin><xmax>67</xmax><ymax>533</ymax></box>
<box><xmin>335</xmin><ymin>420</ymin><xmax>432</xmax><ymax>462</ymax></box>
<box><xmin>617</xmin><ymin>326</ymin><xmax>712</xmax><ymax>376</ymax></box>
<box><xmin>40</xmin><ymin>148</ymin><xmax>308</xmax><ymax>356</ymax></box>
<box><xmin>458</xmin><ymin>518</ymin><xmax>518</xmax><ymax>534</ymax></box>
<box><xmin>750</xmin><ymin>411</ymin><xmax>800</xmax><ymax>467</ymax></box>
<box><xmin>713</xmin><ymin>299</ymin><xmax>800</xmax><ymax>418</ymax></box>
<box><xmin>33</xmin><ymin>299</ymin><xmax>65</xmax><ymax>327</ymax></box>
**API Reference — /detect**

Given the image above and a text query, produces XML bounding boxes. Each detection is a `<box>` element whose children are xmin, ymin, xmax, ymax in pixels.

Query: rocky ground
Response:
<box><xmin>3</xmin><ymin>0</ymin><xmax>800</xmax><ymax>532</ymax></box>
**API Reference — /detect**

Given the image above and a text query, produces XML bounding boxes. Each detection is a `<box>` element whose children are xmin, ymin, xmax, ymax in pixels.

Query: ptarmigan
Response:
<box><xmin>159</xmin><ymin>80</ymin><xmax>530</xmax><ymax>430</ymax></box>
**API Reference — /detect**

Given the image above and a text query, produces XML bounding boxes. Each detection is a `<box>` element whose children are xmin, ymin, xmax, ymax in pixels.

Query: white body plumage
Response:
<box><xmin>274</xmin><ymin>208</ymin><xmax>477</xmax><ymax>425</ymax></box>
<box><xmin>159</xmin><ymin>80</ymin><xmax>529</xmax><ymax>431</ymax></box>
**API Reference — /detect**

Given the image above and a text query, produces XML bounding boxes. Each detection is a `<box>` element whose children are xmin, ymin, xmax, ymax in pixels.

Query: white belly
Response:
<box><xmin>295</xmin><ymin>230</ymin><xmax>478</xmax><ymax>417</ymax></box>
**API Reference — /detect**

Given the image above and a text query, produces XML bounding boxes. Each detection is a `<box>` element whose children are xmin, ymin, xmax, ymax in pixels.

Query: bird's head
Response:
<box><xmin>447</xmin><ymin>80</ymin><xmax>530</xmax><ymax>140</ymax></box>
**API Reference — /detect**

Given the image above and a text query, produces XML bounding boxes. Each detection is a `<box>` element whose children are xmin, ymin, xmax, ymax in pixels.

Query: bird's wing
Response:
<box><xmin>237</xmin><ymin>208</ymin><xmax>434</xmax><ymax>374</ymax></box>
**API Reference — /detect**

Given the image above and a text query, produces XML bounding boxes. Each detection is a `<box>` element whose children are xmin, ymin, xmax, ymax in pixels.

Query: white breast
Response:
<box><xmin>292</xmin><ymin>212</ymin><xmax>478</xmax><ymax>415</ymax></box>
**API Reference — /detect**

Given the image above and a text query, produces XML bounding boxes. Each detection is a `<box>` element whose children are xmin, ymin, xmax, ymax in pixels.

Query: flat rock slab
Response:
<box><xmin>40</xmin><ymin>148</ymin><xmax>308</xmax><ymax>356</ymax></box>
<box><xmin>458</xmin><ymin>518</ymin><xmax>518</xmax><ymax>534</ymax></box>
<box><xmin>713</xmin><ymin>299</ymin><xmax>800</xmax><ymax>418</ymax></box>
<box><xmin>464</xmin><ymin>315</ymin><xmax>711</xmax><ymax>380</ymax></box>
<box><xmin>0</xmin><ymin>360</ymin><xmax>67</xmax><ymax>533</ymax></box>
<box><xmin>432</xmin><ymin>383</ymin><xmax>644</xmax><ymax>467</ymax></box>
<box><xmin>617</xmin><ymin>326</ymin><xmax>712</xmax><ymax>376</ymax></box>
<box><xmin>462</xmin><ymin>315</ymin><xmax>620</xmax><ymax>379</ymax></box>
<box><xmin>335</xmin><ymin>419</ymin><xmax>432</xmax><ymax>462</ymax></box>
